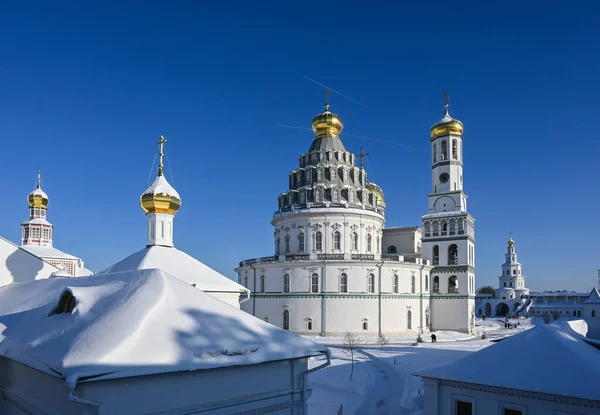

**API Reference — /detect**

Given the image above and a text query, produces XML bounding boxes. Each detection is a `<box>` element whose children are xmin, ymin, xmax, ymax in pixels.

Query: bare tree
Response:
<box><xmin>342</xmin><ymin>331</ymin><xmax>360</xmax><ymax>380</ymax></box>
<box><xmin>377</xmin><ymin>332</ymin><xmax>389</xmax><ymax>350</ymax></box>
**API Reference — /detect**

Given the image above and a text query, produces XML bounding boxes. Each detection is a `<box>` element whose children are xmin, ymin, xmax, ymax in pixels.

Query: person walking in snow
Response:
<box><xmin>431</xmin><ymin>333</ymin><xmax>437</xmax><ymax>343</ymax></box>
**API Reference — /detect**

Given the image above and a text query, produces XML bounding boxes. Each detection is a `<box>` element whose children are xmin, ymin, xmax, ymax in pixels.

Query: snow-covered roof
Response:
<box><xmin>142</xmin><ymin>175</ymin><xmax>180</xmax><ymax>199</ymax></box>
<box><xmin>97</xmin><ymin>246</ymin><xmax>248</xmax><ymax>294</ymax></box>
<box><xmin>21</xmin><ymin>244</ymin><xmax>78</xmax><ymax>260</ymax></box>
<box><xmin>421</xmin><ymin>211</ymin><xmax>469</xmax><ymax>219</ymax></box>
<box><xmin>21</xmin><ymin>218</ymin><xmax>52</xmax><ymax>226</ymax></box>
<box><xmin>28</xmin><ymin>187</ymin><xmax>48</xmax><ymax>199</ymax></box>
<box><xmin>414</xmin><ymin>323</ymin><xmax>600</xmax><ymax>402</ymax></box>
<box><xmin>585</xmin><ymin>287</ymin><xmax>600</xmax><ymax>304</ymax></box>
<box><xmin>76</xmin><ymin>267</ymin><xmax>94</xmax><ymax>277</ymax></box>
<box><xmin>0</xmin><ymin>269</ymin><xmax>329</xmax><ymax>387</ymax></box>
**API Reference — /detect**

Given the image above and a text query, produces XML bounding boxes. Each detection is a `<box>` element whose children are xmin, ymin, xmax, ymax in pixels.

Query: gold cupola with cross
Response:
<box><xmin>311</xmin><ymin>90</ymin><xmax>344</xmax><ymax>139</ymax></box>
<box><xmin>140</xmin><ymin>136</ymin><xmax>182</xmax><ymax>216</ymax></box>
<box><xmin>28</xmin><ymin>170</ymin><xmax>49</xmax><ymax>208</ymax></box>
<box><xmin>430</xmin><ymin>92</ymin><xmax>464</xmax><ymax>141</ymax></box>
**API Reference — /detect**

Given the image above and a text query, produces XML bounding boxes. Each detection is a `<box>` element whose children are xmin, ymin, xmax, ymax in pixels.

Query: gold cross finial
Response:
<box><xmin>324</xmin><ymin>90</ymin><xmax>330</xmax><ymax>111</ymax></box>
<box><xmin>509</xmin><ymin>230</ymin><xmax>513</xmax><ymax>239</ymax></box>
<box><xmin>443</xmin><ymin>92</ymin><xmax>450</xmax><ymax>115</ymax></box>
<box><xmin>36</xmin><ymin>170</ymin><xmax>41</xmax><ymax>189</ymax></box>
<box><xmin>157</xmin><ymin>135</ymin><xmax>166</xmax><ymax>177</ymax></box>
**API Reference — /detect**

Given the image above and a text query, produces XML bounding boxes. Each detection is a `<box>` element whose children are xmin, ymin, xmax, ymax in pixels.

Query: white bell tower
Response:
<box><xmin>421</xmin><ymin>94</ymin><xmax>476</xmax><ymax>333</ymax></box>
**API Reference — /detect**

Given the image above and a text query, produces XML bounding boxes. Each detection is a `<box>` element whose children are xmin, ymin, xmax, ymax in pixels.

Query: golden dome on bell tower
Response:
<box><xmin>311</xmin><ymin>90</ymin><xmax>344</xmax><ymax>138</ymax></box>
<box><xmin>140</xmin><ymin>136</ymin><xmax>182</xmax><ymax>215</ymax></box>
<box><xmin>430</xmin><ymin>92</ymin><xmax>464</xmax><ymax>141</ymax></box>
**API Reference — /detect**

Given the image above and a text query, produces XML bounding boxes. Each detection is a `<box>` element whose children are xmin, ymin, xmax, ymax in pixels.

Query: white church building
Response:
<box><xmin>236</xmin><ymin>94</ymin><xmax>476</xmax><ymax>335</ymax></box>
<box><xmin>97</xmin><ymin>137</ymin><xmax>250</xmax><ymax>309</ymax></box>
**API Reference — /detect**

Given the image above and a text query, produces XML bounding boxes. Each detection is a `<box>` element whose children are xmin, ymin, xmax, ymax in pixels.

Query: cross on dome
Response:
<box><xmin>358</xmin><ymin>146</ymin><xmax>370</xmax><ymax>169</ymax></box>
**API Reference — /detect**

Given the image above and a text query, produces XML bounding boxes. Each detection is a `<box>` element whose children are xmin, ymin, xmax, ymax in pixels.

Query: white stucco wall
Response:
<box><xmin>423</xmin><ymin>379</ymin><xmax>600</xmax><ymax>415</ymax></box>
<box><xmin>0</xmin><ymin>355</ymin><xmax>315</xmax><ymax>415</ymax></box>
<box><xmin>0</xmin><ymin>237</ymin><xmax>58</xmax><ymax>287</ymax></box>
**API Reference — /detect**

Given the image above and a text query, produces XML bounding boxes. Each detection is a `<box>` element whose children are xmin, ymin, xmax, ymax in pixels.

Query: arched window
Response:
<box><xmin>504</xmin><ymin>282</ymin><xmax>507</xmax><ymax>287</ymax></box>
<box><xmin>432</xmin><ymin>221</ymin><xmax>439</xmax><ymax>236</ymax></box>
<box><xmin>441</xmin><ymin>221</ymin><xmax>448</xmax><ymax>235</ymax></box>
<box><xmin>424</xmin><ymin>222</ymin><xmax>431</xmax><ymax>237</ymax></box>
<box><xmin>432</xmin><ymin>245</ymin><xmax>439</xmax><ymax>265</ymax></box>
<box><xmin>388</xmin><ymin>246</ymin><xmax>397</xmax><ymax>254</ymax></box>
<box><xmin>449</xmin><ymin>219</ymin><xmax>456</xmax><ymax>235</ymax></box>
<box><xmin>285</xmin><ymin>234</ymin><xmax>290</xmax><ymax>253</ymax></box>
<box><xmin>333</xmin><ymin>231</ymin><xmax>341</xmax><ymax>250</ymax></box>
<box><xmin>306</xmin><ymin>318</ymin><xmax>313</xmax><ymax>331</ymax></box>
<box><xmin>311</xmin><ymin>274</ymin><xmax>319</xmax><ymax>293</ymax></box>
<box><xmin>315</xmin><ymin>232</ymin><xmax>323</xmax><ymax>250</ymax></box>
<box><xmin>393</xmin><ymin>275</ymin><xmax>399</xmax><ymax>293</ymax></box>
<box><xmin>362</xmin><ymin>319</ymin><xmax>368</xmax><ymax>331</ymax></box>
<box><xmin>340</xmin><ymin>273</ymin><xmax>348</xmax><ymax>293</ymax></box>
<box><xmin>441</xmin><ymin>140</ymin><xmax>447</xmax><ymax>160</ymax></box>
<box><xmin>452</xmin><ymin>139</ymin><xmax>457</xmax><ymax>159</ymax></box>
<box><xmin>351</xmin><ymin>232</ymin><xmax>358</xmax><ymax>250</ymax></box>
<box><xmin>407</xmin><ymin>310</ymin><xmax>412</xmax><ymax>330</ymax></box>
<box><xmin>433</xmin><ymin>276</ymin><xmax>440</xmax><ymax>293</ymax></box>
<box><xmin>283</xmin><ymin>274</ymin><xmax>290</xmax><ymax>293</ymax></box>
<box><xmin>411</xmin><ymin>275</ymin><xmax>415</xmax><ymax>294</ymax></box>
<box><xmin>432</xmin><ymin>143</ymin><xmax>437</xmax><ymax>163</ymax></box>
<box><xmin>368</xmin><ymin>274</ymin><xmax>375</xmax><ymax>293</ymax></box>
<box><xmin>283</xmin><ymin>310</ymin><xmax>290</xmax><ymax>330</ymax></box>
<box><xmin>260</xmin><ymin>276</ymin><xmax>265</xmax><ymax>293</ymax></box>
<box><xmin>425</xmin><ymin>275</ymin><xmax>429</xmax><ymax>291</ymax></box>
<box><xmin>366</xmin><ymin>234</ymin><xmax>372</xmax><ymax>252</ymax></box>
<box><xmin>448</xmin><ymin>244</ymin><xmax>458</xmax><ymax>265</ymax></box>
<box><xmin>593</xmin><ymin>310</ymin><xmax>597</xmax><ymax>318</ymax></box>
<box><xmin>457</xmin><ymin>219</ymin><xmax>464</xmax><ymax>234</ymax></box>
<box><xmin>299</xmin><ymin>233</ymin><xmax>305</xmax><ymax>251</ymax></box>
<box><xmin>448</xmin><ymin>276</ymin><xmax>458</xmax><ymax>293</ymax></box>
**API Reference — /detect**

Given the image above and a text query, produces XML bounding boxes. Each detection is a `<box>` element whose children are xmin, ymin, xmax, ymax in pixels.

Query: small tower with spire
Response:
<box><xmin>22</xmin><ymin>170</ymin><xmax>53</xmax><ymax>246</ymax></box>
<box><xmin>140</xmin><ymin>136</ymin><xmax>181</xmax><ymax>247</ymax></box>
<box><xmin>498</xmin><ymin>232</ymin><xmax>529</xmax><ymax>298</ymax></box>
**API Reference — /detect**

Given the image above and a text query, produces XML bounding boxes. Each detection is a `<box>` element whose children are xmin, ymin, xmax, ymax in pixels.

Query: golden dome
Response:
<box><xmin>140</xmin><ymin>136</ymin><xmax>181</xmax><ymax>215</ymax></box>
<box><xmin>366</xmin><ymin>181</ymin><xmax>386</xmax><ymax>207</ymax></box>
<box><xmin>28</xmin><ymin>170</ymin><xmax>48</xmax><ymax>208</ymax></box>
<box><xmin>312</xmin><ymin>91</ymin><xmax>344</xmax><ymax>138</ymax></box>
<box><xmin>430</xmin><ymin>102</ymin><xmax>463</xmax><ymax>141</ymax></box>
<box><xmin>508</xmin><ymin>238</ymin><xmax>515</xmax><ymax>247</ymax></box>
<box><xmin>140</xmin><ymin>175</ymin><xmax>181</xmax><ymax>215</ymax></box>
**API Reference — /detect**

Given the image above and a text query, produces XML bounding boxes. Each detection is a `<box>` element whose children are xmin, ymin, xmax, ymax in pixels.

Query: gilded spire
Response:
<box><xmin>430</xmin><ymin>92</ymin><xmax>463</xmax><ymax>141</ymax></box>
<box><xmin>325</xmin><ymin>90</ymin><xmax>330</xmax><ymax>112</ymax></box>
<box><xmin>36</xmin><ymin>169</ymin><xmax>41</xmax><ymax>189</ymax></box>
<box><xmin>312</xmin><ymin>90</ymin><xmax>344</xmax><ymax>138</ymax></box>
<box><xmin>157</xmin><ymin>136</ymin><xmax>166</xmax><ymax>177</ymax></box>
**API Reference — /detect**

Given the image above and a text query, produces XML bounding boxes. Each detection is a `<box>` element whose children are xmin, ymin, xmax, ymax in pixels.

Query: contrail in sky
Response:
<box><xmin>302</xmin><ymin>75</ymin><xmax>368</xmax><ymax>108</ymax></box>
<box><xmin>276</xmin><ymin>124</ymin><xmax>424</xmax><ymax>152</ymax></box>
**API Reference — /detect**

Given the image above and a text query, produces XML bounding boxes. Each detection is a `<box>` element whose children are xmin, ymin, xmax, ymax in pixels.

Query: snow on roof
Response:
<box><xmin>97</xmin><ymin>246</ymin><xmax>248</xmax><ymax>294</ymax></box>
<box><xmin>76</xmin><ymin>267</ymin><xmax>94</xmax><ymax>277</ymax></box>
<box><xmin>0</xmin><ymin>269</ymin><xmax>329</xmax><ymax>387</ymax></box>
<box><xmin>142</xmin><ymin>175</ymin><xmax>180</xmax><ymax>199</ymax></box>
<box><xmin>414</xmin><ymin>323</ymin><xmax>600</xmax><ymax>402</ymax></box>
<box><xmin>421</xmin><ymin>211</ymin><xmax>468</xmax><ymax>219</ymax></box>
<box><xmin>21</xmin><ymin>218</ymin><xmax>52</xmax><ymax>226</ymax></box>
<box><xmin>585</xmin><ymin>288</ymin><xmax>600</xmax><ymax>304</ymax></box>
<box><xmin>21</xmin><ymin>244</ymin><xmax>78</xmax><ymax>260</ymax></box>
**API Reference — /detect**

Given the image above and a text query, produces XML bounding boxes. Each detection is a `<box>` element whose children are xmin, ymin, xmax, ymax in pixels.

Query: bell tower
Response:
<box><xmin>421</xmin><ymin>94</ymin><xmax>476</xmax><ymax>333</ymax></box>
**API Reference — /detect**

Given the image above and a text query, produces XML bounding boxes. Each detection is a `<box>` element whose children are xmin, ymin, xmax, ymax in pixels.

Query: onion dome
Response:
<box><xmin>366</xmin><ymin>181</ymin><xmax>386</xmax><ymax>208</ymax></box>
<box><xmin>508</xmin><ymin>236</ymin><xmax>515</xmax><ymax>247</ymax></box>
<box><xmin>312</xmin><ymin>90</ymin><xmax>344</xmax><ymax>139</ymax></box>
<box><xmin>140</xmin><ymin>136</ymin><xmax>182</xmax><ymax>215</ymax></box>
<box><xmin>28</xmin><ymin>170</ymin><xmax>49</xmax><ymax>208</ymax></box>
<box><xmin>430</xmin><ymin>97</ymin><xmax>464</xmax><ymax>141</ymax></box>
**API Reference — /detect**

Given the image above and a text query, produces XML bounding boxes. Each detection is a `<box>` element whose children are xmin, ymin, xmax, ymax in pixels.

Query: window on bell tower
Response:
<box><xmin>441</xmin><ymin>140</ymin><xmax>447</xmax><ymax>160</ymax></box>
<box><xmin>432</xmin><ymin>143</ymin><xmax>437</xmax><ymax>163</ymax></box>
<box><xmin>452</xmin><ymin>139</ymin><xmax>457</xmax><ymax>159</ymax></box>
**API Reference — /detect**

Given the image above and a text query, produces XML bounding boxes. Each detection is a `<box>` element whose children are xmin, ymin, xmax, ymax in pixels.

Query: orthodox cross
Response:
<box><xmin>443</xmin><ymin>92</ymin><xmax>450</xmax><ymax>114</ymax></box>
<box><xmin>358</xmin><ymin>146</ymin><xmax>370</xmax><ymax>169</ymax></box>
<box><xmin>157</xmin><ymin>135</ymin><xmax>166</xmax><ymax>177</ymax></box>
<box><xmin>324</xmin><ymin>90</ymin><xmax>330</xmax><ymax>111</ymax></box>
<box><xmin>36</xmin><ymin>169</ymin><xmax>41</xmax><ymax>189</ymax></box>
<box><xmin>509</xmin><ymin>230</ymin><xmax>513</xmax><ymax>239</ymax></box>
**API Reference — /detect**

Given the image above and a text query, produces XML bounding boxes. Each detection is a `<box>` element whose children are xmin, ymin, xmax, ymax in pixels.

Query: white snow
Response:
<box><xmin>585</xmin><ymin>287</ymin><xmax>600</xmax><ymax>304</ymax></box>
<box><xmin>97</xmin><ymin>245</ymin><xmax>248</xmax><ymax>294</ymax></box>
<box><xmin>415</xmin><ymin>321</ymin><xmax>600</xmax><ymax>402</ymax></box>
<box><xmin>142</xmin><ymin>175</ymin><xmax>180</xmax><ymax>199</ymax></box>
<box><xmin>21</xmin><ymin>217</ymin><xmax>52</xmax><ymax>226</ymax></box>
<box><xmin>21</xmin><ymin>244</ymin><xmax>78</xmax><ymax>260</ymax></box>
<box><xmin>0</xmin><ymin>269</ymin><xmax>329</xmax><ymax>387</ymax></box>
<box><xmin>29</xmin><ymin>187</ymin><xmax>48</xmax><ymax>199</ymax></box>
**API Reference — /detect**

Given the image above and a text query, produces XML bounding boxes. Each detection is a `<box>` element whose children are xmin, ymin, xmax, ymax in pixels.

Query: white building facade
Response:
<box><xmin>237</xmin><ymin>95</ymin><xmax>475</xmax><ymax>335</ymax></box>
<box><xmin>421</xmin><ymin>99</ymin><xmax>476</xmax><ymax>332</ymax></box>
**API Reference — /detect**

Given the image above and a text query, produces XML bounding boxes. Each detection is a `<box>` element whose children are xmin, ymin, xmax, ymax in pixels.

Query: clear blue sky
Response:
<box><xmin>1</xmin><ymin>2</ymin><xmax>598</xmax><ymax>292</ymax></box>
